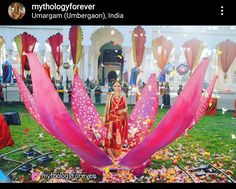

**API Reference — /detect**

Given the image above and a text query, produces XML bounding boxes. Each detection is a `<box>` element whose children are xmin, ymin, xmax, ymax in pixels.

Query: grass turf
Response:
<box><xmin>0</xmin><ymin>104</ymin><xmax>235</xmax><ymax>181</ymax></box>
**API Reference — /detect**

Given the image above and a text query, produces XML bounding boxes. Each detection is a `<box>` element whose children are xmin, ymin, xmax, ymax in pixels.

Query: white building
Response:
<box><xmin>0</xmin><ymin>25</ymin><xmax>236</xmax><ymax>93</ymax></box>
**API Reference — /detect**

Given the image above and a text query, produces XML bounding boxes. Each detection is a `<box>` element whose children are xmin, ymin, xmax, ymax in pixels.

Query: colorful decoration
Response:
<box><xmin>216</xmin><ymin>39</ymin><xmax>236</xmax><ymax>79</ymax></box>
<box><xmin>43</xmin><ymin>63</ymin><xmax>51</xmax><ymax>79</ymax></box>
<box><xmin>129</xmin><ymin>66</ymin><xmax>140</xmax><ymax>86</ymax></box>
<box><xmin>63</xmin><ymin>62</ymin><xmax>70</xmax><ymax>70</ymax></box>
<box><xmin>176</xmin><ymin>64</ymin><xmax>190</xmax><ymax>75</ymax></box>
<box><xmin>69</xmin><ymin>26</ymin><xmax>83</xmax><ymax>74</ymax></box>
<box><xmin>132</xmin><ymin>26</ymin><xmax>146</xmax><ymax>67</ymax></box>
<box><xmin>48</xmin><ymin>33</ymin><xmax>63</xmax><ymax>74</ymax></box>
<box><xmin>2</xmin><ymin>60</ymin><xmax>12</xmax><ymax>83</ymax></box>
<box><xmin>14</xmin><ymin>53</ymin><xmax>216</xmax><ymax>174</ymax></box>
<box><xmin>12</xmin><ymin>68</ymin><xmax>51</xmax><ymax>134</ymax></box>
<box><xmin>152</xmin><ymin>36</ymin><xmax>173</xmax><ymax>72</ymax></box>
<box><xmin>14</xmin><ymin>32</ymin><xmax>37</xmax><ymax>80</ymax></box>
<box><xmin>119</xmin><ymin>58</ymin><xmax>209</xmax><ymax>168</ymax></box>
<box><xmin>80</xmin><ymin>161</ymin><xmax>103</xmax><ymax>176</ymax></box>
<box><xmin>71</xmin><ymin>73</ymin><xmax>106</xmax><ymax>146</ymax></box>
<box><xmin>205</xmin><ymin>98</ymin><xmax>218</xmax><ymax>116</ymax></box>
<box><xmin>187</xmin><ymin>75</ymin><xmax>218</xmax><ymax>131</ymax></box>
<box><xmin>136</xmin><ymin>91</ymin><xmax>142</xmax><ymax>102</ymax></box>
<box><xmin>164</xmin><ymin>63</ymin><xmax>175</xmax><ymax>75</ymax></box>
<box><xmin>0</xmin><ymin>37</ymin><xmax>4</xmax><ymax>51</ymax></box>
<box><xmin>128</xmin><ymin>73</ymin><xmax>159</xmax><ymax>146</ymax></box>
<box><xmin>13</xmin><ymin>53</ymin><xmax>112</xmax><ymax>168</ymax></box>
<box><xmin>182</xmin><ymin>38</ymin><xmax>205</xmax><ymax>73</ymax></box>
<box><xmin>159</xmin><ymin>73</ymin><xmax>166</xmax><ymax>82</ymax></box>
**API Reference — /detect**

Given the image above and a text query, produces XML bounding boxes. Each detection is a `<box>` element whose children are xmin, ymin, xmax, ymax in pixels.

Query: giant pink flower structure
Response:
<box><xmin>13</xmin><ymin>53</ymin><xmax>218</xmax><ymax>174</ymax></box>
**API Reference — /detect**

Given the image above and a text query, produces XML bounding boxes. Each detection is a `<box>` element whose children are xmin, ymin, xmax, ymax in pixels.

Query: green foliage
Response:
<box><xmin>0</xmin><ymin>105</ymin><xmax>235</xmax><ymax>181</ymax></box>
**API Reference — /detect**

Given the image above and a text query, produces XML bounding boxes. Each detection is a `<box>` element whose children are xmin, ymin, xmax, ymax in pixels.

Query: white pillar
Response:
<box><xmin>62</xmin><ymin>45</ymin><xmax>68</xmax><ymax>64</ymax></box>
<box><xmin>94</xmin><ymin>54</ymin><xmax>98</xmax><ymax>80</ymax></box>
<box><xmin>39</xmin><ymin>49</ymin><xmax>45</xmax><ymax>64</ymax></box>
<box><xmin>0</xmin><ymin>45</ymin><xmax>4</xmax><ymax>76</ymax></box>
<box><xmin>94</xmin><ymin>53</ymin><xmax>99</xmax><ymax>80</ymax></box>
<box><xmin>83</xmin><ymin>46</ymin><xmax>89</xmax><ymax>80</ymax></box>
<box><xmin>62</xmin><ymin>44</ymin><xmax>69</xmax><ymax>83</ymax></box>
<box><xmin>174</xmin><ymin>51</ymin><xmax>180</xmax><ymax>65</ymax></box>
<box><xmin>123</xmin><ymin>47</ymin><xmax>130</xmax><ymax>73</ymax></box>
<box><xmin>6</xmin><ymin>49</ymin><xmax>13</xmax><ymax>64</ymax></box>
<box><xmin>79</xmin><ymin>55</ymin><xmax>84</xmax><ymax>79</ymax></box>
<box><xmin>206</xmin><ymin>55</ymin><xmax>213</xmax><ymax>83</ymax></box>
<box><xmin>123</xmin><ymin>47</ymin><xmax>132</xmax><ymax>83</ymax></box>
<box><xmin>5</xmin><ymin>49</ymin><xmax>13</xmax><ymax>83</ymax></box>
<box><xmin>143</xmin><ymin>47</ymin><xmax>152</xmax><ymax>80</ymax></box>
<box><xmin>1</xmin><ymin>49</ymin><xmax>10</xmax><ymax>76</ymax></box>
<box><xmin>37</xmin><ymin>31</ymin><xmax>46</xmax><ymax>64</ymax></box>
<box><xmin>62</xmin><ymin>26</ymin><xmax>70</xmax><ymax>83</ymax></box>
<box><xmin>88</xmin><ymin>48</ymin><xmax>96</xmax><ymax>80</ymax></box>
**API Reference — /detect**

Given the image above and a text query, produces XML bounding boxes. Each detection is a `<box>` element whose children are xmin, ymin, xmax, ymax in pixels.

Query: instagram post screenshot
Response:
<box><xmin>0</xmin><ymin>0</ymin><xmax>236</xmax><ymax>185</ymax></box>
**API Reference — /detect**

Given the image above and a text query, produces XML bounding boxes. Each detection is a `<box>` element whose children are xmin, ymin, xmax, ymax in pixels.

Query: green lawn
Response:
<box><xmin>0</xmin><ymin>104</ymin><xmax>235</xmax><ymax>182</ymax></box>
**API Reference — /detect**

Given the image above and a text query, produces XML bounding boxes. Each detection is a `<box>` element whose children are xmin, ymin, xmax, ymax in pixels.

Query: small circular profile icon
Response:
<box><xmin>8</xmin><ymin>2</ymin><xmax>26</xmax><ymax>20</ymax></box>
<box><xmin>31</xmin><ymin>169</ymin><xmax>41</xmax><ymax>182</ymax></box>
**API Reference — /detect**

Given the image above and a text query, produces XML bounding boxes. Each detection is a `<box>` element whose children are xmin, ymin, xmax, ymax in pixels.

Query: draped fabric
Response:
<box><xmin>71</xmin><ymin>73</ymin><xmax>159</xmax><ymax>149</ymax></box>
<box><xmin>71</xmin><ymin>73</ymin><xmax>106</xmax><ymax>146</ymax></box>
<box><xmin>14</xmin><ymin>35</ymin><xmax>23</xmax><ymax>57</ymax></box>
<box><xmin>216</xmin><ymin>39</ymin><xmax>236</xmax><ymax>79</ymax></box>
<box><xmin>14</xmin><ymin>53</ymin><xmax>219</xmax><ymax>170</ymax></box>
<box><xmin>183</xmin><ymin>38</ymin><xmax>204</xmax><ymax>73</ymax></box>
<box><xmin>24</xmin><ymin>53</ymin><xmax>112</xmax><ymax>168</ymax></box>
<box><xmin>152</xmin><ymin>36</ymin><xmax>173</xmax><ymax>72</ymax></box>
<box><xmin>12</xmin><ymin>68</ymin><xmax>51</xmax><ymax>135</ymax></box>
<box><xmin>132</xmin><ymin>26</ymin><xmax>146</xmax><ymax>67</ymax></box>
<box><xmin>129</xmin><ymin>66</ymin><xmax>139</xmax><ymax>86</ymax></box>
<box><xmin>0</xmin><ymin>115</ymin><xmax>14</xmax><ymax>149</ymax></box>
<box><xmin>43</xmin><ymin>63</ymin><xmax>51</xmax><ymax>79</ymax></box>
<box><xmin>22</xmin><ymin>32</ymin><xmax>37</xmax><ymax>72</ymax></box>
<box><xmin>128</xmin><ymin>73</ymin><xmax>158</xmax><ymax>146</ymax></box>
<box><xmin>120</xmin><ymin>58</ymin><xmax>209</xmax><ymax>168</ymax></box>
<box><xmin>2</xmin><ymin>61</ymin><xmax>12</xmax><ymax>83</ymax></box>
<box><xmin>14</xmin><ymin>32</ymin><xmax>37</xmax><ymax>80</ymax></box>
<box><xmin>69</xmin><ymin>26</ymin><xmax>83</xmax><ymax>73</ymax></box>
<box><xmin>48</xmin><ymin>33</ymin><xmax>63</xmax><ymax>73</ymax></box>
<box><xmin>0</xmin><ymin>37</ymin><xmax>4</xmax><ymax>49</ymax></box>
<box><xmin>187</xmin><ymin>76</ymin><xmax>218</xmax><ymax>131</ymax></box>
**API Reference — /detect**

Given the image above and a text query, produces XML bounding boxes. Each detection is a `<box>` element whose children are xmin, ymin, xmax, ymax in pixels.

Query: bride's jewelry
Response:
<box><xmin>113</xmin><ymin>94</ymin><xmax>122</xmax><ymax>109</ymax></box>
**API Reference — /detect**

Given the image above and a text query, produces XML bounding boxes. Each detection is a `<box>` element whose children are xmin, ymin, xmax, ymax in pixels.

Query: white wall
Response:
<box><xmin>0</xmin><ymin>25</ymin><xmax>236</xmax><ymax>91</ymax></box>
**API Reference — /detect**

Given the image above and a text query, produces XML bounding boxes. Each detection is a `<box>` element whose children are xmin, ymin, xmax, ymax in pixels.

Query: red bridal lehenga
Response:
<box><xmin>105</xmin><ymin>93</ymin><xmax>128</xmax><ymax>157</ymax></box>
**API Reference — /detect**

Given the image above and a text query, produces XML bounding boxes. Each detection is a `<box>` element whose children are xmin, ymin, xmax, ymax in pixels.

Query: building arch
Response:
<box><xmin>88</xmin><ymin>26</ymin><xmax>124</xmax><ymax>80</ymax></box>
<box><xmin>233</xmin><ymin>70</ymin><xmax>236</xmax><ymax>84</ymax></box>
<box><xmin>90</xmin><ymin>26</ymin><xmax>124</xmax><ymax>54</ymax></box>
